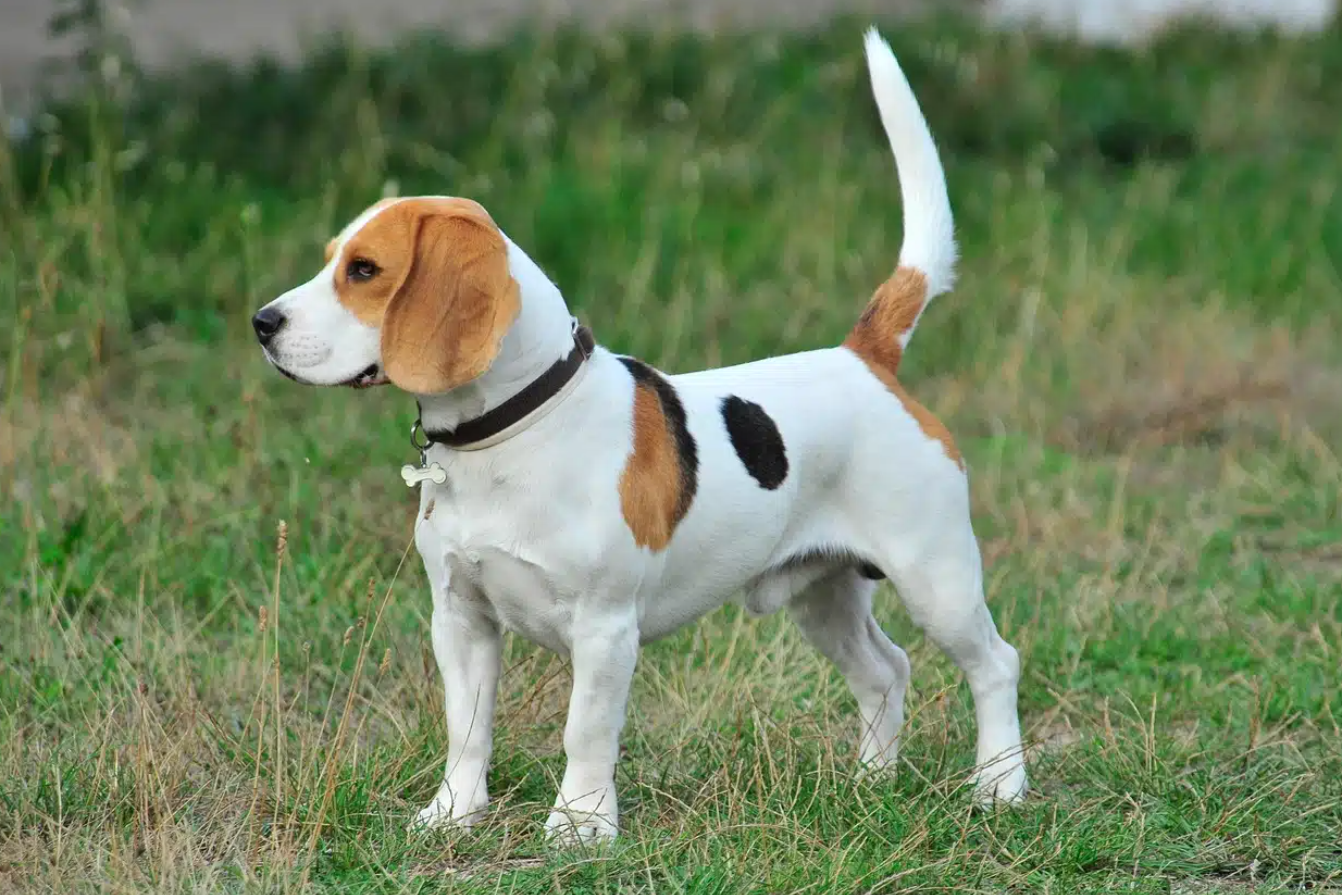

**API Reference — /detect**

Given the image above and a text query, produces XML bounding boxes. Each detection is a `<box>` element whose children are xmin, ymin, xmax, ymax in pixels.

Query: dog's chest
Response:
<box><xmin>415</xmin><ymin>479</ymin><xmax>579</xmax><ymax>653</ymax></box>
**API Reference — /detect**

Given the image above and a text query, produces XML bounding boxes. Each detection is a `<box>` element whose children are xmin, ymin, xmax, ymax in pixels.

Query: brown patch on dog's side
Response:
<box><xmin>621</xmin><ymin>386</ymin><xmax>681</xmax><ymax>550</ymax></box>
<box><xmin>329</xmin><ymin>197</ymin><xmax>519</xmax><ymax>393</ymax></box>
<box><xmin>844</xmin><ymin>266</ymin><xmax>928</xmax><ymax>375</ymax></box>
<box><xmin>843</xmin><ymin>267</ymin><xmax>962</xmax><ymax>469</ymax></box>
<box><xmin>617</xmin><ymin>358</ymin><xmax>699</xmax><ymax>551</ymax></box>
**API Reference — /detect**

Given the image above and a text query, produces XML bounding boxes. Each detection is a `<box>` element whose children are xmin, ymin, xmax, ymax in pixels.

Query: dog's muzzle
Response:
<box><xmin>252</xmin><ymin>307</ymin><xmax>286</xmax><ymax>346</ymax></box>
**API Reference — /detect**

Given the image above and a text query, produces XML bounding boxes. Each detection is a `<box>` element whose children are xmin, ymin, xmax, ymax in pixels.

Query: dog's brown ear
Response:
<box><xmin>381</xmin><ymin>206</ymin><xmax>520</xmax><ymax>394</ymax></box>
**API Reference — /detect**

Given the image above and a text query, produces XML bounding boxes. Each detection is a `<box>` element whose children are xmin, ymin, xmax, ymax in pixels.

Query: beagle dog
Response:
<box><xmin>253</xmin><ymin>29</ymin><xmax>1028</xmax><ymax>843</ymax></box>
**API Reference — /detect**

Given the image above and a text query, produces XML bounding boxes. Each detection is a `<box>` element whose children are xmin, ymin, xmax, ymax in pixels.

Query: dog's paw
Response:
<box><xmin>970</xmin><ymin>763</ymin><xmax>1029</xmax><ymax>808</ymax></box>
<box><xmin>407</xmin><ymin>790</ymin><xmax>488</xmax><ymax>834</ymax></box>
<box><xmin>544</xmin><ymin>807</ymin><xmax>618</xmax><ymax>846</ymax></box>
<box><xmin>545</xmin><ymin>777</ymin><xmax>618</xmax><ymax>846</ymax></box>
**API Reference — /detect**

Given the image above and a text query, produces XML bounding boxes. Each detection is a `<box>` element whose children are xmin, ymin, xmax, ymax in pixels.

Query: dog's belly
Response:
<box><xmin>635</xmin><ymin>575</ymin><xmax>750</xmax><ymax>642</ymax></box>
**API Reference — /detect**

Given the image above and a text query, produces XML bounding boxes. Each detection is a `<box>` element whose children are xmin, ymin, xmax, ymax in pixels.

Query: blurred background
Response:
<box><xmin>2</xmin><ymin>1</ymin><xmax>1340</xmax><ymax>892</ymax></box>
<box><xmin>2</xmin><ymin>0</ymin><xmax>1336</xmax><ymax>110</ymax></box>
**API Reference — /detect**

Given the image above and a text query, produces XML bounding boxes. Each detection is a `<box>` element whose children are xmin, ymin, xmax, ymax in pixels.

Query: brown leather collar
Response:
<box><xmin>420</xmin><ymin>322</ymin><xmax>595</xmax><ymax>450</ymax></box>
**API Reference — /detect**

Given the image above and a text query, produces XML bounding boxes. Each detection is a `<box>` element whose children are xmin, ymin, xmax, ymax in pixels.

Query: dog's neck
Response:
<box><xmin>413</xmin><ymin>235</ymin><xmax>579</xmax><ymax>435</ymax></box>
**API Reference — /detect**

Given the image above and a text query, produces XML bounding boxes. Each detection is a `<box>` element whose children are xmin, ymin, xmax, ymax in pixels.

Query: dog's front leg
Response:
<box><xmin>545</xmin><ymin>606</ymin><xmax>639</xmax><ymax>845</ymax></box>
<box><xmin>413</xmin><ymin>575</ymin><xmax>501</xmax><ymax>831</ymax></box>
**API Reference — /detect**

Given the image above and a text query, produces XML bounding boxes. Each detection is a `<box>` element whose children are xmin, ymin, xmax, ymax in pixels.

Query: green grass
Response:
<box><xmin>3</xmin><ymin>10</ymin><xmax>1342</xmax><ymax>894</ymax></box>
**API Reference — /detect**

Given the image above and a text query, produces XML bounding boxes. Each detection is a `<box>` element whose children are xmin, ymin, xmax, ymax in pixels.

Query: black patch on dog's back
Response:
<box><xmin>720</xmin><ymin>395</ymin><xmax>788</xmax><ymax>491</ymax></box>
<box><xmin>619</xmin><ymin>356</ymin><xmax>698</xmax><ymax>522</ymax></box>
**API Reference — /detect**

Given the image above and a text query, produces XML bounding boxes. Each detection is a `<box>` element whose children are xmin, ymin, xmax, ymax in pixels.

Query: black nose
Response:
<box><xmin>252</xmin><ymin>307</ymin><xmax>286</xmax><ymax>344</ymax></box>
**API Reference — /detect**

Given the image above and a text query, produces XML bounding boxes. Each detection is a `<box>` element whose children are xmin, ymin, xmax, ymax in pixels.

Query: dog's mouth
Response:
<box><xmin>262</xmin><ymin>350</ymin><xmax>385</xmax><ymax>389</ymax></box>
<box><xmin>344</xmin><ymin>364</ymin><xmax>389</xmax><ymax>389</ymax></box>
<box><xmin>265</xmin><ymin>356</ymin><xmax>309</xmax><ymax>385</ymax></box>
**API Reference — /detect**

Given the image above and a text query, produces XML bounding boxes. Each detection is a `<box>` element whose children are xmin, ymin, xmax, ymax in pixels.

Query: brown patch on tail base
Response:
<box><xmin>845</xmin><ymin>266</ymin><xmax>928</xmax><ymax>374</ymax></box>
<box><xmin>618</xmin><ymin>358</ymin><xmax>699</xmax><ymax>551</ymax></box>
<box><xmin>844</xmin><ymin>266</ymin><xmax>963</xmax><ymax>469</ymax></box>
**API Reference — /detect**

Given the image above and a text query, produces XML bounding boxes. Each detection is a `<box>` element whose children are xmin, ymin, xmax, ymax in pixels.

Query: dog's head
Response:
<box><xmin>252</xmin><ymin>197</ymin><xmax>521</xmax><ymax>394</ymax></box>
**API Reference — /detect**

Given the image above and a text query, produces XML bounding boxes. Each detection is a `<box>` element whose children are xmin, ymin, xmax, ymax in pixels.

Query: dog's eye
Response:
<box><xmin>346</xmin><ymin>258</ymin><xmax>379</xmax><ymax>283</ymax></box>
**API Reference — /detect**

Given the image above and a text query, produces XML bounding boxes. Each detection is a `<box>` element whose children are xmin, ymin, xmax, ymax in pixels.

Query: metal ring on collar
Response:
<box><xmin>410</xmin><ymin>418</ymin><xmax>433</xmax><ymax>452</ymax></box>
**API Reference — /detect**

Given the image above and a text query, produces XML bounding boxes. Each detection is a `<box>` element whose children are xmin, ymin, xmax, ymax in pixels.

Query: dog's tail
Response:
<box><xmin>844</xmin><ymin>28</ymin><xmax>956</xmax><ymax>375</ymax></box>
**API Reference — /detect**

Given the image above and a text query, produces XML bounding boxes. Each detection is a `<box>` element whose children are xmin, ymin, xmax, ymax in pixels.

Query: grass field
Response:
<box><xmin>3</xmin><ymin>9</ymin><xmax>1342</xmax><ymax>893</ymax></box>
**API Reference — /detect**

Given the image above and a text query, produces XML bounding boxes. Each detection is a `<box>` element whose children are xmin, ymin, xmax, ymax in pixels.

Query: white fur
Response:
<box><xmin>864</xmin><ymin>28</ymin><xmax>956</xmax><ymax>312</ymax></box>
<box><xmin>257</xmin><ymin>29</ymin><xmax>1028</xmax><ymax>844</ymax></box>
<box><xmin>260</xmin><ymin>269</ymin><xmax>380</xmax><ymax>386</ymax></box>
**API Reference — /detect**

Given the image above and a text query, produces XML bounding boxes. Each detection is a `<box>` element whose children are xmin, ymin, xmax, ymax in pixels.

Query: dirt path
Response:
<box><xmin>0</xmin><ymin>0</ymin><xmax>957</xmax><ymax>112</ymax></box>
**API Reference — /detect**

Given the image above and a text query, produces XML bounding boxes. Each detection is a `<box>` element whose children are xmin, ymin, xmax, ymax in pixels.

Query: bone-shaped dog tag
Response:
<box><xmin>401</xmin><ymin>462</ymin><xmax>447</xmax><ymax>488</ymax></box>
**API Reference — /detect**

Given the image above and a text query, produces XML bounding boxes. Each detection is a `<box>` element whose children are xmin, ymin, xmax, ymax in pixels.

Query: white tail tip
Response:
<box><xmin>862</xmin><ymin>26</ymin><xmax>957</xmax><ymax>300</ymax></box>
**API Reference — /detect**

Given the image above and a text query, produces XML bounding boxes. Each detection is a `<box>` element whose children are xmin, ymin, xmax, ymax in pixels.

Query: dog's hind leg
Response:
<box><xmin>788</xmin><ymin>567</ymin><xmax>911</xmax><ymax>770</ymax></box>
<box><xmin>878</xmin><ymin>517</ymin><xmax>1029</xmax><ymax>806</ymax></box>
